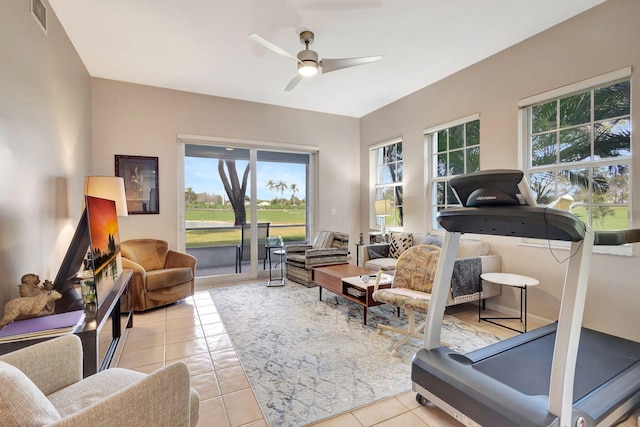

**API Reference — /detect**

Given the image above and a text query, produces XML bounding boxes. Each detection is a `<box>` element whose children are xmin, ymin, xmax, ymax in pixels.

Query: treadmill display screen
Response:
<box><xmin>449</xmin><ymin>169</ymin><xmax>537</xmax><ymax>207</ymax></box>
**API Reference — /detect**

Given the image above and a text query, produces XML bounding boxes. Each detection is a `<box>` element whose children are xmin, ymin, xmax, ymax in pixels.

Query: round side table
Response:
<box><xmin>480</xmin><ymin>272</ymin><xmax>539</xmax><ymax>333</ymax></box>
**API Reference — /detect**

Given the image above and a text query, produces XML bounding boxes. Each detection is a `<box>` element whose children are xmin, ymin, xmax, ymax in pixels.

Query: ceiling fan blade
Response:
<box><xmin>320</xmin><ymin>55</ymin><xmax>382</xmax><ymax>74</ymax></box>
<box><xmin>285</xmin><ymin>75</ymin><xmax>303</xmax><ymax>92</ymax></box>
<box><xmin>249</xmin><ymin>33</ymin><xmax>303</xmax><ymax>64</ymax></box>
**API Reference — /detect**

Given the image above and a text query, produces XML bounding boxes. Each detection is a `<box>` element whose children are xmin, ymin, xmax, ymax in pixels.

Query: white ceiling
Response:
<box><xmin>49</xmin><ymin>0</ymin><xmax>606</xmax><ymax>118</ymax></box>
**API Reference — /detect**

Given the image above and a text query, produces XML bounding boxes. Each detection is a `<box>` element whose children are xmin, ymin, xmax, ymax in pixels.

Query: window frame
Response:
<box><xmin>425</xmin><ymin>113</ymin><xmax>481</xmax><ymax>231</ymax></box>
<box><xmin>369</xmin><ymin>138</ymin><xmax>403</xmax><ymax>231</ymax></box>
<box><xmin>518</xmin><ymin>67</ymin><xmax>633</xmax><ymax>255</ymax></box>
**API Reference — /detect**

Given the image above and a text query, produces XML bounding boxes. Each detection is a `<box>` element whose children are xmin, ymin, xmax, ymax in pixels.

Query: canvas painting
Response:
<box><xmin>86</xmin><ymin>195</ymin><xmax>123</xmax><ymax>306</ymax></box>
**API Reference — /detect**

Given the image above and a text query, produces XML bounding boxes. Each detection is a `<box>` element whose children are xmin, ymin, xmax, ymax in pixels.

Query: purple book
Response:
<box><xmin>0</xmin><ymin>310</ymin><xmax>85</xmax><ymax>339</ymax></box>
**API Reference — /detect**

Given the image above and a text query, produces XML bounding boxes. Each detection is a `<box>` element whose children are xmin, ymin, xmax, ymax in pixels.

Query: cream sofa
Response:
<box><xmin>359</xmin><ymin>232</ymin><xmax>502</xmax><ymax>306</ymax></box>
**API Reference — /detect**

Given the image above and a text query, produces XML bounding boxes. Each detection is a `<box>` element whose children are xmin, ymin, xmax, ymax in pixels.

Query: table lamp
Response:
<box><xmin>375</xmin><ymin>199</ymin><xmax>391</xmax><ymax>239</ymax></box>
<box><xmin>83</xmin><ymin>176</ymin><xmax>128</xmax><ymax>217</ymax></box>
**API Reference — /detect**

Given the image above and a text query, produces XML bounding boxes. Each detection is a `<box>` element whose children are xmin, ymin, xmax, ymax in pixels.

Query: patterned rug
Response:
<box><xmin>210</xmin><ymin>282</ymin><xmax>501</xmax><ymax>427</ymax></box>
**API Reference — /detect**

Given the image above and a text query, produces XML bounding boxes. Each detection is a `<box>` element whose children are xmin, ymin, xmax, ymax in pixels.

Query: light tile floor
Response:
<box><xmin>114</xmin><ymin>281</ymin><xmax>637</xmax><ymax>427</ymax></box>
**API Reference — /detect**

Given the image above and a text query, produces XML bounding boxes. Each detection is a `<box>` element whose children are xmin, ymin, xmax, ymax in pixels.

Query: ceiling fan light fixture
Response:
<box><xmin>298</xmin><ymin>61</ymin><xmax>318</xmax><ymax>77</ymax></box>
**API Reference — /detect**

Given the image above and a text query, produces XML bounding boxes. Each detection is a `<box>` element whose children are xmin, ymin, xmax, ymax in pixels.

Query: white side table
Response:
<box><xmin>479</xmin><ymin>272</ymin><xmax>539</xmax><ymax>333</ymax></box>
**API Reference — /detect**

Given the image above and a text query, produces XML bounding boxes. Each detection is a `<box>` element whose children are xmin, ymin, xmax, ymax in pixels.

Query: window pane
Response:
<box><xmin>560</xmin><ymin>92</ymin><xmax>590</xmax><ymax>127</ymax></box>
<box><xmin>449</xmin><ymin>150</ymin><xmax>464</xmax><ymax>175</ymax></box>
<box><xmin>594</xmin><ymin>119</ymin><xmax>630</xmax><ymax>159</ymax></box>
<box><xmin>449</xmin><ymin>125</ymin><xmax>464</xmax><ymax>150</ymax></box>
<box><xmin>437</xmin><ymin>131</ymin><xmax>447</xmax><ymax>152</ymax></box>
<box><xmin>532</xmin><ymin>101</ymin><xmax>557</xmax><ymax>133</ymax></box>
<box><xmin>395</xmin><ymin>142</ymin><xmax>403</xmax><ymax>161</ymax></box>
<box><xmin>528</xmin><ymin>171</ymin><xmax>556</xmax><ymax>204</ymax></box>
<box><xmin>556</xmin><ymin>168</ymin><xmax>589</xmax><ymax>205</ymax></box>
<box><xmin>394</xmin><ymin>162</ymin><xmax>404</xmax><ymax>182</ymax></box>
<box><xmin>592</xmin><ymin>164</ymin><xmax>629</xmax><ymax>204</ymax></box>
<box><xmin>531</xmin><ymin>132</ymin><xmax>557</xmax><ymax>166</ymax></box>
<box><xmin>434</xmin><ymin>182</ymin><xmax>446</xmax><ymax>205</ymax></box>
<box><xmin>437</xmin><ymin>153</ymin><xmax>447</xmax><ymax>177</ymax></box>
<box><xmin>595</xmin><ymin>81</ymin><xmax>630</xmax><ymax>121</ymax></box>
<box><xmin>590</xmin><ymin>164</ymin><xmax>629</xmax><ymax>230</ymax></box>
<box><xmin>466</xmin><ymin>146</ymin><xmax>480</xmax><ymax>172</ymax></box>
<box><xmin>559</xmin><ymin>126</ymin><xmax>591</xmax><ymax>163</ymax></box>
<box><xmin>466</xmin><ymin>120</ymin><xmax>480</xmax><ymax>146</ymax></box>
<box><xmin>383</xmin><ymin>145</ymin><xmax>395</xmax><ymax>162</ymax></box>
<box><xmin>447</xmin><ymin>182</ymin><xmax>459</xmax><ymax>205</ymax></box>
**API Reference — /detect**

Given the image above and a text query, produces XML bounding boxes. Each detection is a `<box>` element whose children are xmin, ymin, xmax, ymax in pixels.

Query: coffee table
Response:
<box><xmin>312</xmin><ymin>264</ymin><xmax>392</xmax><ymax>325</ymax></box>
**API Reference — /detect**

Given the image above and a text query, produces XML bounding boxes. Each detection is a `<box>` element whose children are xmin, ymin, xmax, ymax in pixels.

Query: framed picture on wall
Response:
<box><xmin>115</xmin><ymin>155</ymin><xmax>159</xmax><ymax>214</ymax></box>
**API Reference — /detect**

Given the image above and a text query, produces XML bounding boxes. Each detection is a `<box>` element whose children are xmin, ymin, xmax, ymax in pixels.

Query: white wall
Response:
<box><xmin>0</xmin><ymin>0</ymin><xmax>92</xmax><ymax>308</ymax></box>
<box><xmin>360</xmin><ymin>0</ymin><xmax>640</xmax><ymax>341</ymax></box>
<box><xmin>90</xmin><ymin>78</ymin><xmax>361</xmax><ymax>259</ymax></box>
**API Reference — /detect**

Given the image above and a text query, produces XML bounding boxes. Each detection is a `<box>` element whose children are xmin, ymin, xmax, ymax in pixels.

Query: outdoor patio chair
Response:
<box><xmin>235</xmin><ymin>222</ymin><xmax>270</xmax><ymax>273</ymax></box>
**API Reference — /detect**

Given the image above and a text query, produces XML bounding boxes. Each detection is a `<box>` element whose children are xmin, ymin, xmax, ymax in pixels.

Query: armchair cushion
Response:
<box><xmin>0</xmin><ymin>361</ymin><xmax>62</xmax><ymax>426</ymax></box>
<box><xmin>146</xmin><ymin>267</ymin><xmax>194</xmax><ymax>291</ymax></box>
<box><xmin>120</xmin><ymin>239</ymin><xmax>170</xmax><ymax>271</ymax></box>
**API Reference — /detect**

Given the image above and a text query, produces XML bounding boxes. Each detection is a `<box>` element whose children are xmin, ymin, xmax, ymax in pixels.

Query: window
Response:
<box><xmin>371</xmin><ymin>140</ymin><xmax>403</xmax><ymax>229</ymax></box>
<box><xmin>522</xmin><ymin>74</ymin><xmax>631</xmax><ymax>235</ymax></box>
<box><xmin>426</xmin><ymin>115</ymin><xmax>481</xmax><ymax>230</ymax></box>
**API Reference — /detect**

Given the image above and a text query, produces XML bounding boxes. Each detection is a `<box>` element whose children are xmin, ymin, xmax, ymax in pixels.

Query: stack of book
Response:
<box><xmin>0</xmin><ymin>310</ymin><xmax>85</xmax><ymax>342</ymax></box>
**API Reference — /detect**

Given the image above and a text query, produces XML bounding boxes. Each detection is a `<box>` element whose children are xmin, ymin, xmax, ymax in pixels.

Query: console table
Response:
<box><xmin>0</xmin><ymin>269</ymin><xmax>133</xmax><ymax>377</ymax></box>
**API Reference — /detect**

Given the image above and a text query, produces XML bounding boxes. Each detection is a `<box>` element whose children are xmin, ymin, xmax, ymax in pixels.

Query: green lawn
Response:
<box><xmin>572</xmin><ymin>206</ymin><xmax>629</xmax><ymax>231</ymax></box>
<box><xmin>185</xmin><ymin>209</ymin><xmax>306</xmax><ymax>247</ymax></box>
<box><xmin>186</xmin><ymin>208</ymin><xmax>305</xmax><ymax>224</ymax></box>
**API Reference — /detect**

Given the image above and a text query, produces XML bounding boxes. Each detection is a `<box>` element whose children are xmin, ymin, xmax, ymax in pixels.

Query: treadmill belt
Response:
<box><xmin>472</xmin><ymin>327</ymin><xmax>640</xmax><ymax>401</ymax></box>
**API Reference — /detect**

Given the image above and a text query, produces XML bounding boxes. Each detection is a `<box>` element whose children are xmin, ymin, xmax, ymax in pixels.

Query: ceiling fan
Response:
<box><xmin>249</xmin><ymin>30</ymin><xmax>382</xmax><ymax>91</ymax></box>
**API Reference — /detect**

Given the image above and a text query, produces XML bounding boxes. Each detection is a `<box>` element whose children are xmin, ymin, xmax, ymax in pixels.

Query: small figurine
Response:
<box><xmin>18</xmin><ymin>273</ymin><xmax>56</xmax><ymax>316</ymax></box>
<box><xmin>0</xmin><ymin>290</ymin><xmax>62</xmax><ymax>329</ymax></box>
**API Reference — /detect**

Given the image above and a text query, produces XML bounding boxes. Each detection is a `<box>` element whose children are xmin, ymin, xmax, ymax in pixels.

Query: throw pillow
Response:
<box><xmin>420</xmin><ymin>233</ymin><xmax>443</xmax><ymax>247</ymax></box>
<box><xmin>367</xmin><ymin>245</ymin><xmax>389</xmax><ymax>260</ymax></box>
<box><xmin>0</xmin><ymin>361</ymin><xmax>62</xmax><ymax>426</ymax></box>
<box><xmin>389</xmin><ymin>233</ymin><xmax>412</xmax><ymax>259</ymax></box>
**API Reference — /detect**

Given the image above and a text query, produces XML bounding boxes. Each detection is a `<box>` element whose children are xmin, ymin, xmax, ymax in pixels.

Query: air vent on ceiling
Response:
<box><xmin>31</xmin><ymin>0</ymin><xmax>47</xmax><ymax>35</ymax></box>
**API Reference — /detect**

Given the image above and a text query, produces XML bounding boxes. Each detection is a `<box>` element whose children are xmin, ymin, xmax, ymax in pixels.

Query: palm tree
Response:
<box><xmin>185</xmin><ymin>187</ymin><xmax>197</xmax><ymax>207</ymax></box>
<box><xmin>290</xmin><ymin>183</ymin><xmax>298</xmax><ymax>204</ymax></box>
<box><xmin>276</xmin><ymin>181</ymin><xmax>288</xmax><ymax>206</ymax></box>
<box><xmin>265</xmin><ymin>180</ymin><xmax>276</xmax><ymax>203</ymax></box>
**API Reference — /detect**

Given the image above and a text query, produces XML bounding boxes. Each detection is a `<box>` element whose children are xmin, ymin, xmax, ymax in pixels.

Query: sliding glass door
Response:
<box><xmin>183</xmin><ymin>143</ymin><xmax>310</xmax><ymax>279</ymax></box>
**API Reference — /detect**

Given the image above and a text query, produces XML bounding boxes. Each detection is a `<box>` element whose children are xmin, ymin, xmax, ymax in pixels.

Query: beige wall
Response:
<box><xmin>90</xmin><ymin>78</ymin><xmax>361</xmax><ymax>259</ymax></box>
<box><xmin>0</xmin><ymin>1</ymin><xmax>91</xmax><ymax>307</ymax></box>
<box><xmin>360</xmin><ymin>0</ymin><xmax>640</xmax><ymax>340</ymax></box>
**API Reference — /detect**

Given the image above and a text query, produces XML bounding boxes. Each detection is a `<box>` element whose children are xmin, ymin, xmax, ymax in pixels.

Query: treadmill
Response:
<box><xmin>411</xmin><ymin>170</ymin><xmax>640</xmax><ymax>427</ymax></box>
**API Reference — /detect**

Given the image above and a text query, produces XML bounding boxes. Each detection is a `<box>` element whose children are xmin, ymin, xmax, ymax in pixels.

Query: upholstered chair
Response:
<box><xmin>285</xmin><ymin>231</ymin><xmax>349</xmax><ymax>287</ymax></box>
<box><xmin>0</xmin><ymin>334</ymin><xmax>199</xmax><ymax>426</ymax></box>
<box><xmin>120</xmin><ymin>239</ymin><xmax>196</xmax><ymax>311</ymax></box>
<box><xmin>372</xmin><ymin>244</ymin><xmax>441</xmax><ymax>356</ymax></box>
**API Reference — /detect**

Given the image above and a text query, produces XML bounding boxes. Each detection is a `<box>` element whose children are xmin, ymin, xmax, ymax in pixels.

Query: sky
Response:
<box><xmin>185</xmin><ymin>157</ymin><xmax>306</xmax><ymax>201</ymax></box>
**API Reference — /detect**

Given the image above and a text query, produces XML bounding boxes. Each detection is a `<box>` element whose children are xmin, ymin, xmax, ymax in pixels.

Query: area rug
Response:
<box><xmin>210</xmin><ymin>282</ymin><xmax>501</xmax><ymax>427</ymax></box>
